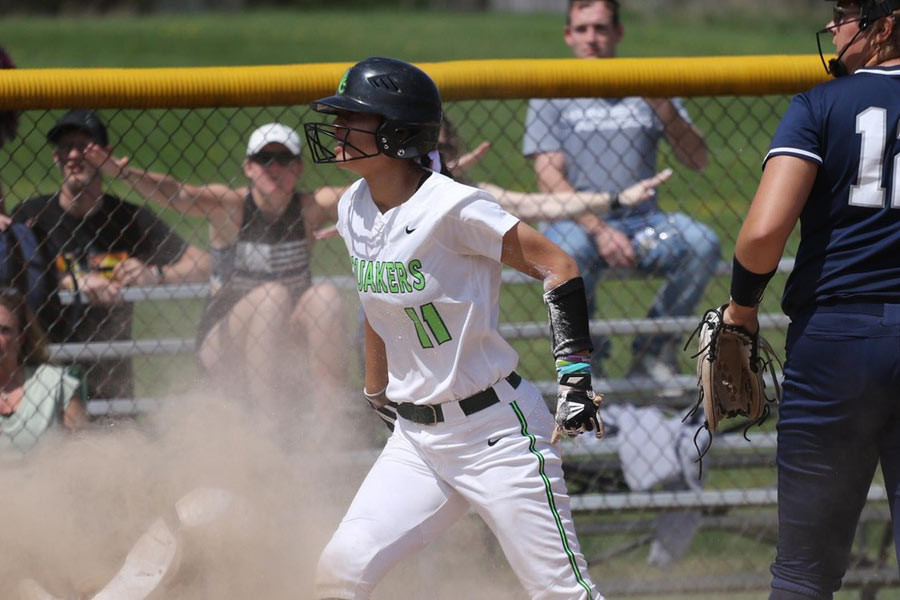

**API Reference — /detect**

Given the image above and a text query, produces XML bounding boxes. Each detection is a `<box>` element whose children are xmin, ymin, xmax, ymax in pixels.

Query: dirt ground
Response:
<box><xmin>0</xmin><ymin>390</ymin><xmax>525</xmax><ymax>599</ymax></box>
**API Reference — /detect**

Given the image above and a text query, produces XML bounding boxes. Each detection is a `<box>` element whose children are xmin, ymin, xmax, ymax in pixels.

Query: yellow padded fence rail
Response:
<box><xmin>0</xmin><ymin>54</ymin><xmax>830</xmax><ymax>110</ymax></box>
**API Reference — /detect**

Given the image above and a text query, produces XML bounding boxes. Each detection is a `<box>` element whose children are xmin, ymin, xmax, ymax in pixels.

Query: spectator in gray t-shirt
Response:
<box><xmin>523</xmin><ymin>0</ymin><xmax>720</xmax><ymax>387</ymax></box>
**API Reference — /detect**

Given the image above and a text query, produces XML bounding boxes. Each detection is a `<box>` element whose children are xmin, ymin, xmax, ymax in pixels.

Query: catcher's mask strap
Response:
<box><xmin>543</xmin><ymin>276</ymin><xmax>594</xmax><ymax>358</ymax></box>
<box><xmin>730</xmin><ymin>256</ymin><xmax>776</xmax><ymax>307</ymax></box>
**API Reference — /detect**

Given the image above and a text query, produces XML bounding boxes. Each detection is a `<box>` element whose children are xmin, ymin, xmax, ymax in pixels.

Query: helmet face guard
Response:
<box><xmin>304</xmin><ymin>118</ymin><xmax>441</xmax><ymax>164</ymax></box>
<box><xmin>304</xmin><ymin>57</ymin><xmax>442</xmax><ymax>165</ymax></box>
<box><xmin>303</xmin><ymin>122</ymin><xmax>381</xmax><ymax>164</ymax></box>
<box><xmin>817</xmin><ymin>0</ymin><xmax>900</xmax><ymax>77</ymax></box>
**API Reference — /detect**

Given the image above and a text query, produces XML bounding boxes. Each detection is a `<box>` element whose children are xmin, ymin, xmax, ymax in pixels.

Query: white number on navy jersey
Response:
<box><xmin>849</xmin><ymin>107</ymin><xmax>900</xmax><ymax>208</ymax></box>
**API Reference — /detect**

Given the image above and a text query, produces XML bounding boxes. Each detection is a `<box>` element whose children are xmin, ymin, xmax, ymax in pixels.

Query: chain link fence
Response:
<box><xmin>0</xmin><ymin>58</ymin><xmax>895</xmax><ymax>596</ymax></box>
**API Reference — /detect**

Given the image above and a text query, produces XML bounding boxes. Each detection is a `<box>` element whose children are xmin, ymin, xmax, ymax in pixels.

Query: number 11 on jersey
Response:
<box><xmin>405</xmin><ymin>303</ymin><xmax>452</xmax><ymax>348</ymax></box>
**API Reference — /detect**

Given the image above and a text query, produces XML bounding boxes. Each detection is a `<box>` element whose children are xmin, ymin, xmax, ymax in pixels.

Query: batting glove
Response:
<box><xmin>554</xmin><ymin>355</ymin><xmax>604</xmax><ymax>440</ymax></box>
<box><xmin>364</xmin><ymin>387</ymin><xmax>398</xmax><ymax>432</ymax></box>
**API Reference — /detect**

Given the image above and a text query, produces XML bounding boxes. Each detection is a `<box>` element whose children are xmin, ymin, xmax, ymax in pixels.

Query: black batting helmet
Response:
<box><xmin>304</xmin><ymin>57</ymin><xmax>442</xmax><ymax>163</ymax></box>
<box><xmin>818</xmin><ymin>0</ymin><xmax>900</xmax><ymax>76</ymax></box>
<box><xmin>850</xmin><ymin>0</ymin><xmax>900</xmax><ymax>31</ymax></box>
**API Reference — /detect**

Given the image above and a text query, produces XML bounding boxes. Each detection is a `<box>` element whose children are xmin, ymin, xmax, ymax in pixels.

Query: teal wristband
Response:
<box><xmin>556</xmin><ymin>355</ymin><xmax>591</xmax><ymax>389</ymax></box>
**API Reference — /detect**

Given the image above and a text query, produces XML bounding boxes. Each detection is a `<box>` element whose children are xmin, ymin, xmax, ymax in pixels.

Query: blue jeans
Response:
<box><xmin>769</xmin><ymin>304</ymin><xmax>900</xmax><ymax>600</ymax></box>
<box><xmin>543</xmin><ymin>210</ymin><xmax>720</xmax><ymax>363</ymax></box>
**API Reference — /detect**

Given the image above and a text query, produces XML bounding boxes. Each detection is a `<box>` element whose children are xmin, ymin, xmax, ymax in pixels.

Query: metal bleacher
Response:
<box><xmin>53</xmin><ymin>255</ymin><xmax>900</xmax><ymax>597</ymax></box>
<box><xmin>56</xmin><ymin>256</ymin><xmax>795</xmax><ymax>410</ymax></box>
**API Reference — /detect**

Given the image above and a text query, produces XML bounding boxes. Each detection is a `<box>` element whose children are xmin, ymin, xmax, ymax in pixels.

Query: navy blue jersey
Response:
<box><xmin>764</xmin><ymin>66</ymin><xmax>900</xmax><ymax>317</ymax></box>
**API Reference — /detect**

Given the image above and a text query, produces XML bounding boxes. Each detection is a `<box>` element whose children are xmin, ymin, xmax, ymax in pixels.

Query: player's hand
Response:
<box><xmin>364</xmin><ymin>387</ymin><xmax>397</xmax><ymax>432</ymax></box>
<box><xmin>552</xmin><ymin>354</ymin><xmax>604</xmax><ymax>442</ymax></box>
<box><xmin>112</xmin><ymin>258</ymin><xmax>161</xmax><ymax>286</ymax></box>
<box><xmin>79</xmin><ymin>273</ymin><xmax>123</xmax><ymax>306</ymax></box>
<box><xmin>83</xmin><ymin>143</ymin><xmax>131</xmax><ymax>178</ymax></box>
<box><xmin>618</xmin><ymin>168</ymin><xmax>673</xmax><ymax>207</ymax></box>
<box><xmin>592</xmin><ymin>223</ymin><xmax>635</xmax><ymax>268</ymax></box>
<box><xmin>0</xmin><ymin>214</ymin><xmax>11</xmax><ymax>231</ymax></box>
<box><xmin>554</xmin><ymin>387</ymin><xmax>604</xmax><ymax>442</ymax></box>
<box><xmin>723</xmin><ymin>300</ymin><xmax>760</xmax><ymax>334</ymax></box>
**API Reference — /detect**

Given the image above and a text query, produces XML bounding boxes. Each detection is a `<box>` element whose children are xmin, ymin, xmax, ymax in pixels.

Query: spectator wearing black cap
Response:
<box><xmin>10</xmin><ymin>110</ymin><xmax>210</xmax><ymax>400</ymax></box>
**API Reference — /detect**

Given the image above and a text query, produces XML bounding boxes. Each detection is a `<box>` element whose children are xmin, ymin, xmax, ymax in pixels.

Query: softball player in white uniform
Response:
<box><xmin>305</xmin><ymin>57</ymin><xmax>604</xmax><ymax>600</ymax></box>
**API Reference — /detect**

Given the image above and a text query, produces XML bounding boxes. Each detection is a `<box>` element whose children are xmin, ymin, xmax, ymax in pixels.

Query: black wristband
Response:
<box><xmin>730</xmin><ymin>255</ymin><xmax>776</xmax><ymax>307</ymax></box>
<box><xmin>610</xmin><ymin>193</ymin><xmax>621</xmax><ymax>211</ymax></box>
<box><xmin>543</xmin><ymin>277</ymin><xmax>594</xmax><ymax>358</ymax></box>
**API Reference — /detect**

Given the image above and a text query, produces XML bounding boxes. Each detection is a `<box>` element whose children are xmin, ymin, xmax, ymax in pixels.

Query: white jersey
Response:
<box><xmin>335</xmin><ymin>172</ymin><xmax>520</xmax><ymax>405</ymax></box>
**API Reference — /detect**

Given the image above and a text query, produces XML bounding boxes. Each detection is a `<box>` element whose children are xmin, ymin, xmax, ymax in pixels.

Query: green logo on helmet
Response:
<box><xmin>337</xmin><ymin>70</ymin><xmax>349</xmax><ymax>94</ymax></box>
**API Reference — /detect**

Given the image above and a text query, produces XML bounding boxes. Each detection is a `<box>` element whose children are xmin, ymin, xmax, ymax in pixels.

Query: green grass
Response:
<box><xmin>0</xmin><ymin>8</ymin><xmax>826</xmax><ymax>68</ymax></box>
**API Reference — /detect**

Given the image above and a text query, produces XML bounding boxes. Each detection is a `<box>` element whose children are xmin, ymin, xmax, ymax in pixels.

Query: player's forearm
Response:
<box><xmin>542</xmin><ymin>256</ymin><xmax>581</xmax><ymax>294</ymax></box>
<box><xmin>501</xmin><ymin>222</ymin><xmax>580</xmax><ymax>290</ymax></box>
<box><xmin>733</xmin><ymin>232</ymin><xmax>788</xmax><ymax>276</ymax></box>
<box><xmin>363</xmin><ymin>317</ymin><xmax>389</xmax><ymax>394</ymax></box>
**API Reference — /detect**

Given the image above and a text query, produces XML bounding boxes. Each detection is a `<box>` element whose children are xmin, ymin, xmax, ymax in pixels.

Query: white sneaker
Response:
<box><xmin>90</xmin><ymin>517</ymin><xmax>179</xmax><ymax>600</ymax></box>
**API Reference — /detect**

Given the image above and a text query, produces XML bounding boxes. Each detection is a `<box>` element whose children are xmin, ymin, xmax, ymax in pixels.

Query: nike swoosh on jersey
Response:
<box><xmin>487</xmin><ymin>435</ymin><xmax>508</xmax><ymax>447</ymax></box>
<box><xmin>405</xmin><ymin>225</ymin><xmax>417</xmax><ymax>234</ymax></box>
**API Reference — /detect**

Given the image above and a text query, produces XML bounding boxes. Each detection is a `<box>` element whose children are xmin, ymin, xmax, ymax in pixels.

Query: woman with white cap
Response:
<box><xmin>85</xmin><ymin>123</ymin><xmax>347</xmax><ymax>415</ymax></box>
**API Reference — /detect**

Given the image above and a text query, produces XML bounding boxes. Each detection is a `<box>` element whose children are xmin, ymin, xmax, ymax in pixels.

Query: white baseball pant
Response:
<box><xmin>315</xmin><ymin>377</ymin><xmax>601</xmax><ymax>600</ymax></box>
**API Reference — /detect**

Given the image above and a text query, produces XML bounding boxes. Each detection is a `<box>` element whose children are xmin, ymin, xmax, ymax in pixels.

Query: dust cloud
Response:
<box><xmin>0</xmin><ymin>386</ymin><xmax>523</xmax><ymax>599</ymax></box>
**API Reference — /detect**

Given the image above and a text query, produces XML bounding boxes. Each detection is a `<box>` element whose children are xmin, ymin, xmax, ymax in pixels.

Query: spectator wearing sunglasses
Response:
<box><xmin>12</xmin><ymin>110</ymin><xmax>210</xmax><ymax>401</ymax></box>
<box><xmin>0</xmin><ymin>287</ymin><xmax>87</xmax><ymax>453</ymax></box>
<box><xmin>85</xmin><ymin>123</ymin><xmax>349</xmax><ymax>420</ymax></box>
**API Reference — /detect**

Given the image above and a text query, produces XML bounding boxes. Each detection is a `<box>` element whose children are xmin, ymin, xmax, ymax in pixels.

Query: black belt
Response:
<box><xmin>394</xmin><ymin>372</ymin><xmax>521</xmax><ymax>425</ymax></box>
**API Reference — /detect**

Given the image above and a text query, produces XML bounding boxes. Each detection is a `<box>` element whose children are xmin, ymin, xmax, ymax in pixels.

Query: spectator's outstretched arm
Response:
<box><xmin>449</xmin><ymin>141</ymin><xmax>491</xmax><ymax>174</ymax></box>
<box><xmin>644</xmin><ymin>98</ymin><xmax>708</xmax><ymax>171</ymax></box>
<box><xmin>480</xmin><ymin>168</ymin><xmax>672</xmax><ymax>221</ymax></box>
<box><xmin>83</xmin><ymin>143</ymin><xmax>242</xmax><ymax>219</ymax></box>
